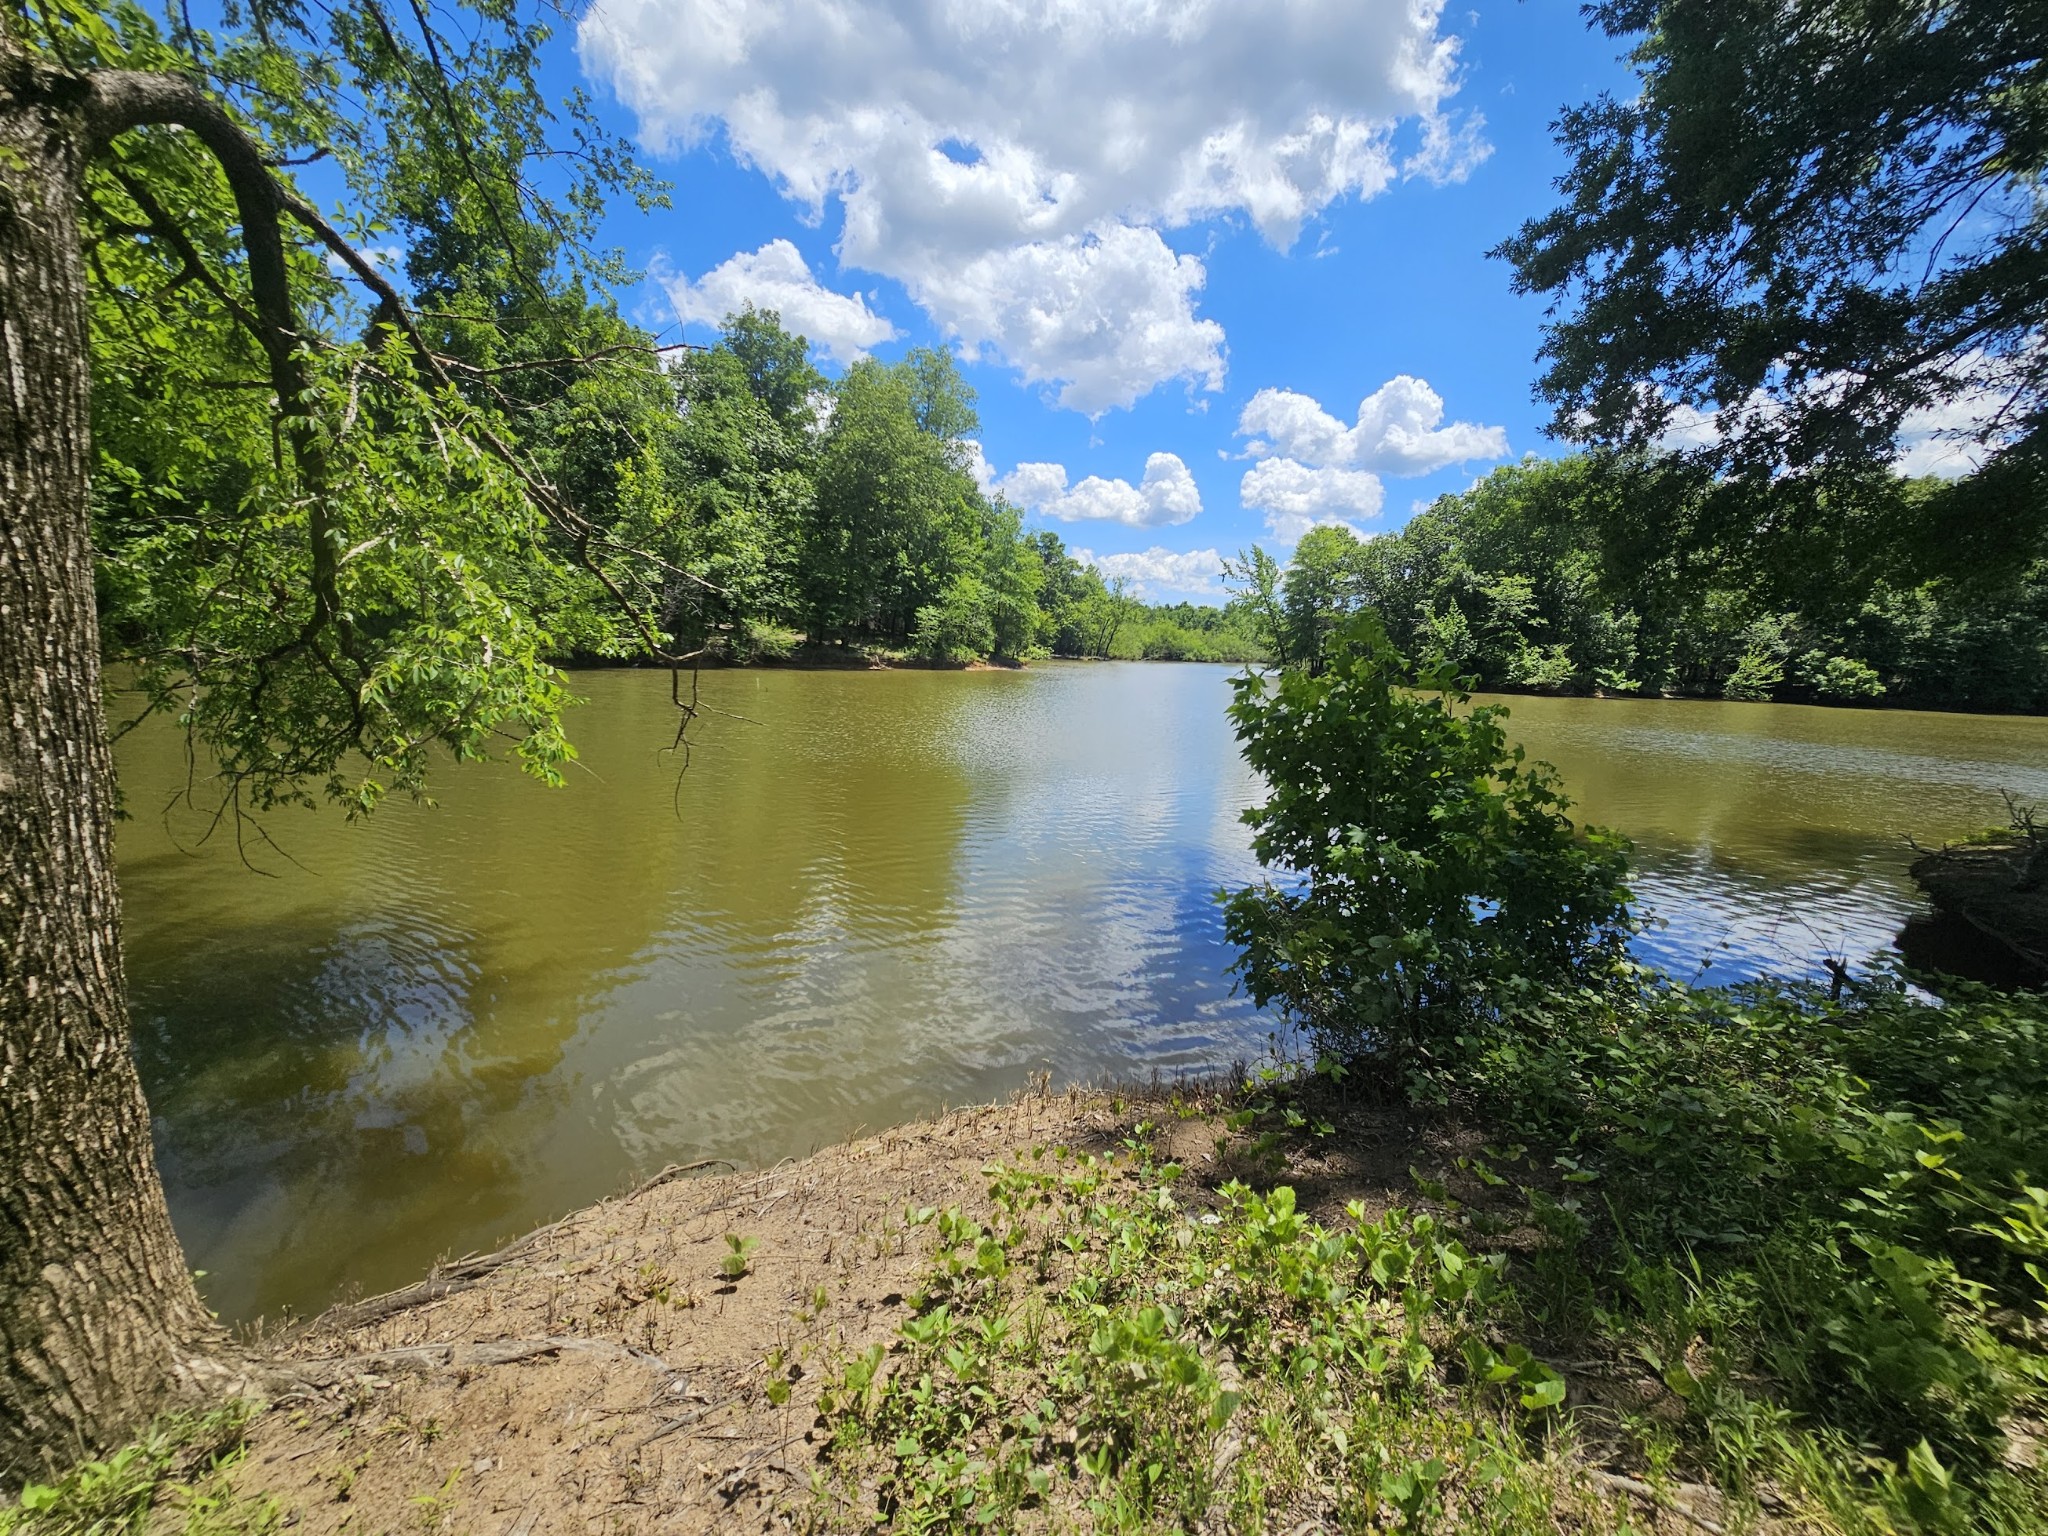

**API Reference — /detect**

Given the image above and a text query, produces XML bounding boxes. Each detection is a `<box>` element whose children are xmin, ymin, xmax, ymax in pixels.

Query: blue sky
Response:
<box><xmin>537</xmin><ymin>1</ymin><xmax>1639</xmax><ymax>600</ymax></box>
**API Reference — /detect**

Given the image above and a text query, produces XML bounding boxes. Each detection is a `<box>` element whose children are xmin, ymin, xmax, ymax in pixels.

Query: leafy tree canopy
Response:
<box><xmin>34</xmin><ymin>0</ymin><xmax>680</xmax><ymax>820</ymax></box>
<box><xmin>1499</xmin><ymin>0</ymin><xmax>2047</xmax><ymax>575</ymax></box>
<box><xmin>1227</xmin><ymin>457</ymin><xmax>2048</xmax><ymax>712</ymax></box>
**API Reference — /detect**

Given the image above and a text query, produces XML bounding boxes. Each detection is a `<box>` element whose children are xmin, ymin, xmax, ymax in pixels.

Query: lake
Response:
<box><xmin>113</xmin><ymin>664</ymin><xmax>2048</xmax><ymax>1321</ymax></box>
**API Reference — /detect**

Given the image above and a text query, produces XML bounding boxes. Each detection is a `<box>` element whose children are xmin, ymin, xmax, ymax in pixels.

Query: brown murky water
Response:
<box><xmin>113</xmin><ymin>666</ymin><xmax>2048</xmax><ymax>1320</ymax></box>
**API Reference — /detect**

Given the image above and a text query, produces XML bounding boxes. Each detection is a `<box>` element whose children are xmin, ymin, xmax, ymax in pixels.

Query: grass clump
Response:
<box><xmin>811</xmin><ymin>1139</ymin><xmax>1627</xmax><ymax>1533</ymax></box>
<box><xmin>0</xmin><ymin>1403</ymin><xmax>277</xmax><ymax>1536</ymax></box>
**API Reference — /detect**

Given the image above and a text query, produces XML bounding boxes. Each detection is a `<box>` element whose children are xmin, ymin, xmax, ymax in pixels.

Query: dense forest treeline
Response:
<box><xmin>372</xmin><ymin>308</ymin><xmax>2045</xmax><ymax>701</ymax></box>
<box><xmin>505</xmin><ymin>308</ymin><xmax>1267</xmax><ymax>666</ymax></box>
<box><xmin>1227</xmin><ymin>456</ymin><xmax>2048</xmax><ymax>712</ymax></box>
<box><xmin>656</xmin><ymin>313</ymin><xmax>1265</xmax><ymax>665</ymax></box>
<box><xmin>97</xmin><ymin>270</ymin><xmax>1263</xmax><ymax>686</ymax></box>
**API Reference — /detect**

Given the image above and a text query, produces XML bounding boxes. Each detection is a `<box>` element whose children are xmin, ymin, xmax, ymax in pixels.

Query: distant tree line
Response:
<box><xmin>1228</xmin><ymin>456</ymin><xmax>2047</xmax><ymax>712</ymax></box>
<box><xmin>572</xmin><ymin>309</ymin><xmax>1260</xmax><ymax>666</ymax></box>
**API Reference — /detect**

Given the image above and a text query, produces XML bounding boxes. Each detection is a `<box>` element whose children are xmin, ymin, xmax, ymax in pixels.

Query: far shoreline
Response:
<box><xmin>555</xmin><ymin>648</ymin><xmax>2048</xmax><ymax>716</ymax></box>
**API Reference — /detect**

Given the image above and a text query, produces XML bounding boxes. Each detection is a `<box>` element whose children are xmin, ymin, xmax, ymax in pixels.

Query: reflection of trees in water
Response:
<box><xmin>116</xmin><ymin>668</ymin><xmax>997</xmax><ymax>1322</ymax></box>
<box><xmin>131</xmin><ymin>911</ymin><xmax>579</xmax><ymax>1322</ymax></box>
<box><xmin>669</xmin><ymin>668</ymin><xmax>979</xmax><ymax>944</ymax></box>
<box><xmin>1490</xmin><ymin>695</ymin><xmax>2048</xmax><ymax>882</ymax></box>
<box><xmin>117</xmin><ymin>677</ymin><xmax>702</xmax><ymax>1321</ymax></box>
<box><xmin>589</xmin><ymin>670</ymin><xmax>989</xmax><ymax>1174</ymax></box>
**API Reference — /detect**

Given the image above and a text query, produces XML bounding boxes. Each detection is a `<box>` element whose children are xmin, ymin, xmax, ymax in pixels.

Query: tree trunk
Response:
<box><xmin>0</xmin><ymin>50</ymin><xmax>221</xmax><ymax>1483</ymax></box>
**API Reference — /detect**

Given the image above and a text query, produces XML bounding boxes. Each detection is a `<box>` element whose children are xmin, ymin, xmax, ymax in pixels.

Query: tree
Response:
<box><xmin>1076</xmin><ymin>575</ymin><xmax>1139</xmax><ymax>659</ymax></box>
<box><xmin>1</xmin><ymin>0</ymin><xmax>676</xmax><ymax>1475</ymax></box>
<box><xmin>1279</xmin><ymin>524</ymin><xmax>1372</xmax><ymax>671</ymax></box>
<box><xmin>1326</xmin><ymin>452</ymin><xmax>2048</xmax><ymax>710</ymax></box>
<box><xmin>977</xmin><ymin>504</ymin><xmax>1045</xmax><ymax>659</ymax></box>
<box><xmin>1026</xmin><ymin>531</ymin><xmax>1096</xmax><ymax>655</ymax></box>
<box><xmin>1222</xmin><ymin>546</ymin><xmax>1289</xmax><ymax>664</ymax></box>
<box><xmin>719</xmin><ymin>305</ymin><xmax>826</xmax><ymax>434</ymax></box>
<box><xmin>1221</xmin><ymin>617</ymin><xmax>1634</xmax><ymax>1064</ymax></box>
<box><xmin>903</xmin><ymin>345</ymin><xmax>981</xmax><ymax>450</ymax></box>
<box><xmin>912</xmin><ymin>576</ymin><xmax>995</xmax><ymax>663</ymax></box>
<box><xmin>1499</xmin><ymin>0</ymin><xmax>2047</xmax><ymax>574</ymax></box>
<box><xmin>659</xmin><ymin>315</ymin><xmax>821</xmax><ymax>644</ymax></box>
<box><xmin>807</xmin><ymin>354</ymin><xmax>986</xmax><ymax>643</ymax></box>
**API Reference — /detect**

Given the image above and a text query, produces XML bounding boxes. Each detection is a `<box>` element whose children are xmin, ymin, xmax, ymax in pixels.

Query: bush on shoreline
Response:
<box><xmin>1222</xmin><ymin>616</ymin><xmax>1634</xmax><ymax>1065</ymax></box>
<box><xmin>1194</xmin><ymin>615</ymin><xmax>2048</xmax><ymax>1531</ymax></box>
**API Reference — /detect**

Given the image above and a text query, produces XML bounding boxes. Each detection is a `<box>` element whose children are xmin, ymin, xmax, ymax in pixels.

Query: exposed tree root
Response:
<box><xmin>299</xmin><ymin>1158</ymin><xmax>736</xmax><ymax>1336</ymax></box>
<box><xmin>280</xmin><ymin>1336</ymin><xmax>691</xmax><ymax>1394</ymax></box>
<box><xmin>1588</xmin><ymin>1469</ymin><xmax>1728</xmax><ymax>1535</ymax></box>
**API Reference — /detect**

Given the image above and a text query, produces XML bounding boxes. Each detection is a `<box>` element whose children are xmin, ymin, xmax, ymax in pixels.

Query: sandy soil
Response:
<box><xmin>228</xmin><ymin>1088</ymin><xmax>1158</xmax><ymax>1536</ymax></box>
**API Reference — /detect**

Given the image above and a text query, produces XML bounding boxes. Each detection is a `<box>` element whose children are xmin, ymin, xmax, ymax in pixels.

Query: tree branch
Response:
<box><xmin>83</xmin><ymin>68</ymin><xmax>355</xmax><ymax>670</ymax></box>
<box><xmin>276</xmin><ymin>190</ymin><xmax>722</xmax><ymax>606</ymax></box>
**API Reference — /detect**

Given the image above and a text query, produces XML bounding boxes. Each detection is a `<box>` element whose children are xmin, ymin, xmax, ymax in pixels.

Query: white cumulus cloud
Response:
<box><xmin>1239</xmin><ymin>459</ymin><xmax>1385</xmax><ymax>545</ymax></box>
<box><xmin>1070</xmin><ymin>546</ymin><xmax>1229</xmax><ymax>601</ymax></box>
<box><xmin>922</xmin><ymin>225</ymin><xmax>1226</xmax><ymax>415</ymax></box>
<box><xmin>582</xmin><ymin>0</ymin><xmax>1484</xmax><ymax>410</ymax></box>
<box><xmin>1237</xmin><ymin>375</ymin><xmax>1508</xmax><ymax>474</ymax></box>
<box><xmin>653</xmin><ymin>239</ymin><xmax>898</xmax><ymax>365</ymax></box>
<box><xmin>995</xmin><ymin>452</ymin><xmax>1202</xmax><ymax>529</ymax></box>
<box><xmin>1234</xmin><ymin>373</ymin><xmax>1506</xmax><ymax>542</ymax></box>
<box><xmin>1894</xmin><ymin>394</ymin><xmax>2003</xmax><ymax>478</ymax></box>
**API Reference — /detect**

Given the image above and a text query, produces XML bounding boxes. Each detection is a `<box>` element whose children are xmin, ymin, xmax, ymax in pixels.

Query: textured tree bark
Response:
<box><xmin>0</xmin><ymin>38</ymin><xmax>224</xmax><ymax>1482</ymax></box>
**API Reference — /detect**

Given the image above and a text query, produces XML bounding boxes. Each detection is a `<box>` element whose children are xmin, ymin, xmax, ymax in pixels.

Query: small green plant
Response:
<box><xmin>719</xmin><ymin>1232</ymin><xmax>759</xmax><ymax>1281</ymax></box>
<box><xmin>408</xmin><ymin>1467</ymin><xmax>463</xmax><ymax>1535</ymax></box>
<box><xmin>763</xmin><ymin>1345</ymin><xmax>801</xmax><ymax>1407</ymax></box>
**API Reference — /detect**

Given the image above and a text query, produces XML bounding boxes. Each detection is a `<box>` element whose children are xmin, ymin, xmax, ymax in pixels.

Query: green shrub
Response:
<box><xmin>1797</xmin><ymin>650</ymin><xmax>1886</xmax><ymax>699</ymax></box>
<box><xmin>1447</xmin><ymin>969</ymin><xmax>2048</xmax><ymax>1510</ymax></box>
<box><xmin>729</xmin><ymin>621</ymin><xmax>800</xmax><ymax>662</ymax></box>
<box><xmin>1105</xmin><ymin>617</ymin><xmax>1267</xmax><ymax>662</ymax></box>
<box><xmin>1</xmin><ymin>1403</ymin><xmax>275</xmax><ymax>1536</ymax></box>
<box><xmin>1220</xmin><ymin>615</ymin><xmax>1634</xmax><ymax>1065</ymax></box>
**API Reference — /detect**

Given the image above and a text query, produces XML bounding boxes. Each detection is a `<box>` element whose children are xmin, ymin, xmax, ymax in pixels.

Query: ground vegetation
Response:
<box><xmin>1212</xmin><ymin>616</ymin><xmax>2048</xmax><ymax>1533</ymax></box>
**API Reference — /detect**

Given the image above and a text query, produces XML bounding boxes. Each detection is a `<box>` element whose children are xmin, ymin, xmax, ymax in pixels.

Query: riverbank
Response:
<box><xmin>238</xmin><ymin>1086</ymin><xmax>1147</xmax><ymax>1536</ymax></box>
<box><xmin>7</xmin><ymin>1082</ymin><xmax>1711</xmax><ymax>1536</ymax></box>
<box><xmin>1908</xmin><ymin>836</ymin><xmax>2048</xmax><ymax>986</ymax></box>
<box><xmin>571</xmin><ymin>644</ymin><xmax>1266</xmax><ymax>670</ymax></box>
<box><xmin>572</xmin><ymin>648</ymin><xmax>2048</xmax><ymax>712</ymax></box>
<box><xmin>15</xmin><ymin>955</ymin><xmax>2048</xmax><ymax>1535</ymax></box>
<box><xmin>567</xmin><ymin>641</ymin><xmax>1025</xmax><ymax>671</ymax></box>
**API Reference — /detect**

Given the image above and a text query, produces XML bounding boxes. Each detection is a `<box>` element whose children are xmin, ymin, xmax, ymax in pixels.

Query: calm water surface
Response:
<box><xmin>113</xmin><ymin>665</ymin><xmax>2048</xmax><ymax>1320</ymax></box>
